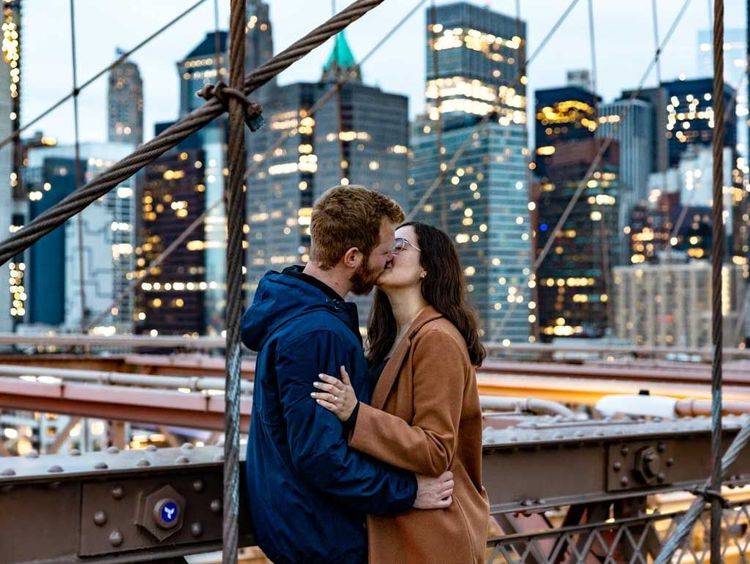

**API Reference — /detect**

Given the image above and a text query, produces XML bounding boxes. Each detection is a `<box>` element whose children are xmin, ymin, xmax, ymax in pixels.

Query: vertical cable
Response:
<box><xmin>429</xmin><ymin>0</ymin><xmax>446</xmax><ymax>231</ymax></box>
<box><xmin>223</xmin><ymin>0</ymin><xmax>246</xmax><ymax>561</ymax></box>
<box><xmin>68</xmin><ymin>0</ymin><xmax>86</xmax><ymax>332</ymax></box>
<box><xmin>709</xmin><ymin>0</ymin><xmax>725</xmax><ymax>561</ymax></box>
<box><xmin>586</xmin><ymin>0</ymin><xmax>613</xmax><ymax>334</ymax></box>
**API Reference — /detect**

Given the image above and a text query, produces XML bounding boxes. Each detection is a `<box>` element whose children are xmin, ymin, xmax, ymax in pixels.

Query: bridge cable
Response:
<box><xmin>68</xmin><ymin>0</ymin><xmax>87</xmax><ymax>332</ymax></box>
<box><xmin>708</xmin><ymin>0</ymin><xmax>726</xmax><ymax>558</ymax></box>
<box><xmin>428</xmin><ymin>0</ymin><xmax>447</xmax><ymax>232</ymax></box>
<box><xmin>0</xmin><ymin>0</ymin><xmax>208</xmax><ymax>153</ymax></box>
<box><xmin>222</xmin><ymin>0</ymin><xmax>247</xmax><ymax>559</ymax></box>
<box><xmin>0</xmin><ymin>0</ymin><xmax>390</xmax><ymax>266</ymax></box>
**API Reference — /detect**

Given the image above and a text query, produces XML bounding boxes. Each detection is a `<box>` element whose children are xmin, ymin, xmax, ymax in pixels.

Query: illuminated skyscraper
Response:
<box><xmin>108</xmin><ymin>53</ymin><xmax>143</xmax><ymax>145</ymax></box>
<box><xmin>410</xmin><ymin>2</ymin><xmax>531</xmax><ymax>344</ymax></box>
<box><xmin>245</xmin><ymin>32</ymin><xmax>409</xmax><ymax>329</ymax></box>
<box><xmin>535</xmin><ymin>139</ymin><xmax>620</xmax><ymax>340</ymax></box>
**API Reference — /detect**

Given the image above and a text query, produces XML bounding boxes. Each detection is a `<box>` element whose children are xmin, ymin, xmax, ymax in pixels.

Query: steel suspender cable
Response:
<box><xmin>68</xmin><ymin>0</ymin><xmax>87</xmax><ymax>332</ymax></box>
<box><xmin>429</xmin><ymin>0</ymin><xmax>447</xmax><ymax>232</ymax></box>
<box><xmin>223</xmin><ymin>0</ymin><xmax>246</xmax><ymax>560</ymax></box>
<box><xmin>709</xmin><ymin>1</ymin><xmax>725</xmax><ymax>560</ymax></box>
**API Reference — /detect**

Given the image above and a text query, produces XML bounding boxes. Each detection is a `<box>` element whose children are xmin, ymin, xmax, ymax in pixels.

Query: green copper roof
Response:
<box><xmin>324</xmin><ymin>32</ymin><xmax>357</xmax><ymax>72</ymax></box>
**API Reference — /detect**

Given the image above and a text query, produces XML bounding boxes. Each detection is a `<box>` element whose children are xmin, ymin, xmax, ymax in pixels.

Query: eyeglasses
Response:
<box><xmin>391</xmin><ymin>237</ymin><xmax>421</xmax><ymax>254</ymax></box>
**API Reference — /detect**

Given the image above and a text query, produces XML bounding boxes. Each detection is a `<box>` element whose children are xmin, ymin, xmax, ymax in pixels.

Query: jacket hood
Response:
<box><xmin>241</xmin><ymin>267</ymin><xmax>356</xmax><ymax>351</ymax></box>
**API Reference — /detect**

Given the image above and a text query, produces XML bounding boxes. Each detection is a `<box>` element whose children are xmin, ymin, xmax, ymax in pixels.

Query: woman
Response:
<box><xmin>311</xmin><ymin>222</ymin><xmax>490</xmax><ymax>563</ymax></box>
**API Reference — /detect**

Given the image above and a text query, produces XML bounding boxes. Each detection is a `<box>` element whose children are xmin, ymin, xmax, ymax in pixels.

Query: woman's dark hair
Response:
<box><xmin>367</xmin><ymin>222</ymin><xmax>486</xmax><ymax>367</ymax></box>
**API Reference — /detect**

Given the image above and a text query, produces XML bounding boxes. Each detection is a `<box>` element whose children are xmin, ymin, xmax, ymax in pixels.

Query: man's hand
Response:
<box><xmin>413</xmin><ymin>471</ymin><xmax>454</xmax><ymax>509</ymax></box>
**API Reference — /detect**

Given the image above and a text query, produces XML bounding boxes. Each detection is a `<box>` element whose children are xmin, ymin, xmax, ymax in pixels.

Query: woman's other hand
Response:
<box><xmin>312</xmin><ymin>365</ymin><xmax>358</xmax><ymax>421</ymax></box>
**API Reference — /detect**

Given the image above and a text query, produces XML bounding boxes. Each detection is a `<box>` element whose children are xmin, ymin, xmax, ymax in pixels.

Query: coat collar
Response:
<box><xmin>370</xmin><ymin>306</ymin><xmax>443</xmax><ymax>409</ymax></box>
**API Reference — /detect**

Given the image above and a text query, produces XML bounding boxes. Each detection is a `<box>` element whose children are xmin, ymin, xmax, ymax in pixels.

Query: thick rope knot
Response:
<box><xmin>197</xmin><ymin>81</ymin><xmax>264</xmax><ymax>131</ymax></box>
<box><xmin>689</xmin><ymin>486</ymin><xmax>729</xmax><ymax>509</ymax></box>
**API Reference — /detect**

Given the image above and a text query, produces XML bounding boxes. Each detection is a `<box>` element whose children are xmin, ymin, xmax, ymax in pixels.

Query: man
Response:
<box><xmin>241</xmin><ymin>186</ymin><xmax>454</xmax><ymax>563</ymax></box>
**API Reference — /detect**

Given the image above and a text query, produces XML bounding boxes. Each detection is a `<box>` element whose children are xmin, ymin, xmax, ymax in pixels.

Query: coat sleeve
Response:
<box><xmin>348</xmin><ymin>328</ymin><xmax>468</xmax><ymax>476</ymax></box>
<box><xmin>276</xmin><ymin>329</ymin><xmax>417</xmax><ymax>515</ymax></box>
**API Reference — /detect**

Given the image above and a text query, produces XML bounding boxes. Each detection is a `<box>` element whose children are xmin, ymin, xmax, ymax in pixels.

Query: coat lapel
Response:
<box><xmin>369</xmin><ymin>306</ymin><xmax>443</xmax><ymax>410</ymax></box>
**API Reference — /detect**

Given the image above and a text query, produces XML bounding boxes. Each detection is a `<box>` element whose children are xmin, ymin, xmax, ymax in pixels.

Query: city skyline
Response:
<box><xmin>20</xmin><ymin>0</ymin><xmax>748</xmax><ymax>147</ymax></box>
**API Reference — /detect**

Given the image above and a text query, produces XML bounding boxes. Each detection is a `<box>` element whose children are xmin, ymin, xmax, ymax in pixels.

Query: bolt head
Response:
<box><xmin>112</xmin><ymin>486</ymin><xmax>124</xmax><ymax>500</ymax></box>
<box><xmin>620</xmin><ymin>476</ymin><xmax>629</xmax><ymax>486</ymax></box>
<box><xmin>193</xmin><ymin>480</ymin><xmax>204</xmax><ymax>493</ymax></box>
<box><xmin>94</xmin><ymin>510</ymin><xmax>107</xmax><ymax>526</ymax></box>
<box><xmin>210</xmin><ymin>499</ymin><xmax>222</xmax><ymax>514</ymax></box>
<box><xmin>621</xmin><ymin>446</ymin><xmax>629</xmax><ymax>456</ymax></box>
<box><xmin>613</xmin><ymin>461</ymin><xmax>622</xmax><ymax>471</ymax></box>
<box><xmin>191</xmin><ymin>522</ymin><xmax>203</xmax><ymax>537</ymax></box>
<box><xmin>109</xmin><ymin>529</ymin><xmax>123</xmax><ymax>547</ymax></box>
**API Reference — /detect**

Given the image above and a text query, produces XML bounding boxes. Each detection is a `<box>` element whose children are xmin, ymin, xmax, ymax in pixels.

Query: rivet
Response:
<box><xmin>191</xmin><ymin>522</ymin><xmax>203</xmax><ymax>537</ymax></box>
<box><xmin>94</xmin><ymin>510</ymin><xmax>107</xmax><ymax>526</ymax></box>
<box><xmin>620</xmin><ymin>476</ymin><xmax>629</xmax><ymax>486</ymax></box>
<box><xmin>175</xmin><ymin>456</ymin><xmax>190</xmax><ymax>464</ymax></box>
<box><xmin>94</xmin><ymin>462</ymin><xmax>108</xmax><ymax>470</ymax></box>
<box><xmin>47</xmin><ymin>465</ymin><xmax>63</xmax><ymax>473</ymax></box>
<box><xmin>181</xmin><ymin>443</ymin><xmax>195</xmax><ymax>450</ymax></box>
<box><xmin>532</xmin><ymin>435</ymin><xmax>542</xmax><ymax>441</ymax></box>
<box><xmin>136</xmin><ymin>459</ymin><xmax>150</xmax><ymax>468</ymax></box>
<box><xmin>109</xmin><ymin>529</ymin><xmax>123</xmax><ymax>547</ymax></box>
<box><xmin>657</xmin><ymin>442</ymin><xmax>666</xmax><ymax>452</ymax></box>
<box><xmin>106</xmin><ymin>446</ymin><xmax>119</xmax><ymax>454</ymax></box>
<box><xmin>193</xmin><ymin>480</ymin><xmax>204</xmax><ymax>493</ymax></box>
<box><xmin>509</xmin><ymin>437</ymin><xmax>518</xmax><ymax>442</ymax></box>
<box><xmin>210</xmin><ymin>499</ymin><xmax>221</xmax><ymax>514</ymax></box>
<box><xmin>574</xmin><ymin>431</ymin><xmax>584</xmax><ymax>438</ymax></box>
<box><xmin>146</xmin><ymin>445</ymin><xmax>158</xmax><ymax>452</ymax></box>
<box><xmin>554</xmin><ymin>433</ymin><xmax>564</xmax><ymax>440</ymax></box>
<box><xmin>1</xmin><ymin>469</ymin><xmax>15</xmax><ymax>476</ymax></box>
<box><xmin>621</xmin><ymin>446</ymin><xmax>629</xmax><ymax>456</ymax></box>
<box><xmin>666</xmin><ymin>457</ymin><xmax>674</xmax><ymax>467</ymax></box>
<box><xmin>69</xmin><ymin>449</ymin><xmax>81</xmax><ymax>456</ymax></box>
<box><xmin>214</xmin><ymin>454</ymin><xmax>224</xmax><ymax>463</ymax></box>
<box><xmin>613</xmin><ymin>462</ymin><xmax>622</xmax><ymax>472</ymax></box>
<box><xmin>24</xmin><ymin>449</ymin><xmax>39</xmax><ymax>459</ymax></box>
<box><xmin>112</xmin><ymin>486</ymin><xmax>124</xmax><ymax>500</ymax></box>
<box><xmin>657</xmin><ymin>472</ymin><xmax>666</xmax><ymax>483</ymax></box>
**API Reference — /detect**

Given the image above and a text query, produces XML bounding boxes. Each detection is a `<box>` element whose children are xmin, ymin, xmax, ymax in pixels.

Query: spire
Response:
<box><xmin>322</xmin><ymin>31</ymin><xmax>361</xmax><ymax>82</ymax></box>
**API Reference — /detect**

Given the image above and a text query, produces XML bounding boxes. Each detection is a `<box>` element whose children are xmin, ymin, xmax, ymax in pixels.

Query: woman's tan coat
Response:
<box><xmin>349</xmin><ymin>306</ymin><xmax>490</xmax><ymax>563</ymax></box>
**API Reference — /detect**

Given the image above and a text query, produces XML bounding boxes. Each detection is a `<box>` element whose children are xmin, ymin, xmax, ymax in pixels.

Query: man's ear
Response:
<box><xmin>342</xmin><ymin>247</ymin><xmax>362</xmax><ymax>269</ymax></box>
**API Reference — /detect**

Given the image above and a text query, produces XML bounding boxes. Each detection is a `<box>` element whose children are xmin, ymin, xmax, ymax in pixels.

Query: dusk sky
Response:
<box><xmin>20</xmin><ymin>0</ymin><xmax>747</xmax><ymax>146</ymax></box>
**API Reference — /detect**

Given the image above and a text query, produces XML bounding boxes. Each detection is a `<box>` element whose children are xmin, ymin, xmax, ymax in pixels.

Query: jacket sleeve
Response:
<box><xmin>276</xmin><ymin>329</ymin><xmax>417</xmax><ymax>515</ymax></box>
<box><xmin>348</xmin><ymin>328</ymin><xmax>468</xmax><ymax>476</ymax></box>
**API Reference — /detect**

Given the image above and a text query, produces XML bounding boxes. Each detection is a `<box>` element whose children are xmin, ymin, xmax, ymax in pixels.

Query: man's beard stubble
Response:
<box><xmin>349</xmin><ymin>258</ymin><xmax>382</xmax><ymax>296</ymax></box>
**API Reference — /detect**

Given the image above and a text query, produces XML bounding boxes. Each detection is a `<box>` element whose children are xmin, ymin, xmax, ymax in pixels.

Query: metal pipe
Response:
<box><xmin>0</xmin><ymin>333</ymin><xmax>226</xmax><ymax>349</ymax></box>
<box><xmin>480</xmin><ymin>396</ymin><xmax>577</xmax><ymax>418</ymax></box>
<box><xmin>0</xmin><ymin>364</ymin><xmax>253</xmax><ymax>394</ymax></box>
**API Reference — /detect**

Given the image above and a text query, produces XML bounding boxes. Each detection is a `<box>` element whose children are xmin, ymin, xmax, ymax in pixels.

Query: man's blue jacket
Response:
<box><xmin>241</xmin><ymin>267</ymin><xmax>417</xmax><ymax>564</ymax></box>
